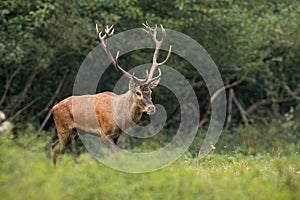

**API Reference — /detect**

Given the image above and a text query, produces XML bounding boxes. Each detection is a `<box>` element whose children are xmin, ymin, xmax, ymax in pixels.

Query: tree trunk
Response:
<box><xmin>230</xmin><ymin>88</ymin><xmax>249</xmax><ymax>126</ymax></box>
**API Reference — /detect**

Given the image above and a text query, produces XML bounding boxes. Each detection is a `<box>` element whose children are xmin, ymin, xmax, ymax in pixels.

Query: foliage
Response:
<box><xmin>0</xmin><ymin>136</ymin><xmax>299</xmax><ymax>200</ymax></box>
<box><xmin>1</xmin><ymin>1</ymin><xmax>300</xmax><ymax>152</ymax></box>
<box><xmin>187</xmin><ymin>113</ymin><xmax>299</xmax><ymax>158</ymax></box>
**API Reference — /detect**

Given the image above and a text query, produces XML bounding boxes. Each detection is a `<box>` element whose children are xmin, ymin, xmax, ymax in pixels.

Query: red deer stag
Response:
<box><xmin>51</xmin><ymin>22</ymin><xmax>172</xmax><ymax>165</ymax></box>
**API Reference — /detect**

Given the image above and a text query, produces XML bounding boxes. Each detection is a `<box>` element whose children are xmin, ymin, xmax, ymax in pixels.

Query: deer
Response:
<box><xmin>51</xmin><ymin>22</ymin><xmax>172</xmax><ymax>165</ymax></box>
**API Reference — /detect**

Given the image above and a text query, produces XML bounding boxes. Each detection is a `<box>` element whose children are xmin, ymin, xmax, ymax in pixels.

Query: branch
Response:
<box><xmin>4</xmin><ymin>71</ymin><xmax>38</xmax><ymax>114</ymax></box>
<box><xmin>246</xmin><ymin>98</ymin><xmax>295</xmax><ymax>115</ymax></box>
<box><xmin>0</xmin><ymin>68</ymin><xmax>20</xmax><ymax>107</ymax></box>
<box><xmin>199</xmin><ymin>79</ymin><xmax>244</xmax><ymax>128</ymax></box>
<box><xmin>30</xmin><ymin>73</ymin><xmax>66</xmax><ymax>121</ymax></box>
<box><xmin>224</xmin><ymin>89</ymin><xmax>234</xmax><ymax>129</ymax></box>
<box><xmin>211</xmin><ymin>78</ymin><xmax>244</xmax><ymax>103</ymax></box>
<box><xmin>26</xmin><ymin>108</ymin><xmax>53</xmax><ymax>147</ymax></box>
<box><xmin>38</xmin><ymin>108</ymin><xmax>53</xmax><ymax>134</ymax></box>
<box><xmin>9</xmin><ymin>98</ymin><xmax>39</xmax><ymax>121</ymax></box>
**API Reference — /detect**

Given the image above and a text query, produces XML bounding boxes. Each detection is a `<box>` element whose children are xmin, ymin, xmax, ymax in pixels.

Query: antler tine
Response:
<box><xmin>142</xmin><ymin>21</ymin><xmax>151</xmax><ymax>29</ymax></box>
<box><xmin>114</xmin><ymin>50</ymin><xmax>144</xmax><ymax>82</ymax></box>
<box><xmin>146</xmin><ymin>21</ymin><xmax>150</xmax><ymax>28</ymax></box>
<box><xmin>143</xmin><ymin>22</ymin><xmax>158</xmax><ymax>37</ymax></box>
<box><xmin>96</xmin><ymin>24</ymin><xmax>132</xmax><ymax>79</ymax></box>
<box><xmin>157</xmin><ymin>45</ymin><xmax>172</xmax><ymax>66</ymax></box>
<box><xmin>96</xmin><ymin>24</ymin><xmax>104</xmax><ymax>42</ymax></box>
<box><xmin>160</xmin><ymin>24</ymin><xmax>167</xmax><ymax>39</ymax></box>
<box><xmin>96</xmin><ymin>24</ymin><xmax>99</xmax><ymax>35</ymax></box>
<box><xmin>115</xmin><ymin>50</ymin><xmax>119</xmax><ymax>61</ymax></box>
<box><xmin>145</xmin><ymin>70</ymin><xmax>149</xmax><ymax>78</ymax></box>
<box><xmin>149</xmin><ymin>68</ymin><xmax>162</xmax><ymax>83</ymax></box>
<box><xmin>96</xmin><ymin>24</ymin><xmax>149</xmax><ymax>83</ymax></box>
<box><xmin>105</xmin><ymin>25</ymin><xmax>114</xmax><ymax>37</ymax></box>
<box><xmin>143</xmin><ymin>22</ymin><xmax>172</xmax><ymax>81</ymax></box>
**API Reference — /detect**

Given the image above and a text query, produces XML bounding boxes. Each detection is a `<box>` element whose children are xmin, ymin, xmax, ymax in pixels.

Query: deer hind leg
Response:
<box><xmin>51</xmin><ymin>130</ymin><xmax>71</xmax><ymax>165</ymax></box>
<box><xmin>101</xmin><ymin>135</ymin><xmax>120</xmax><ymax>153</ymax></box>
<box><xmin>113</xmin><ymin>137</ymin><xmax>119</xmax><ymax>144</ymax></box>
<box><xmin>51</xmin><ymin>139</ymin><xmax>60</xmax><ymax>165</ymax></box>
<box><xmin>51</xmin><ymin>138</ymin><xmax>69</xmax><ymax>165</ymax></box>
<box><xmin>51</xmin><ymin>139</ymin><xmax>69</xmax><ymax>165</ymax></box>
<box><xmin>70</xmin><ymin>128</ymin><xmax>79</xmax><ymax>163</ymax></box>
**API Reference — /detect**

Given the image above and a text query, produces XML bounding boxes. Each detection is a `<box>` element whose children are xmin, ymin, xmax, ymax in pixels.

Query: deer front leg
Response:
<box><xmin>101</xmin><ymin>135</ymin><xmax>120</xmax><ymax>153</ymax></box>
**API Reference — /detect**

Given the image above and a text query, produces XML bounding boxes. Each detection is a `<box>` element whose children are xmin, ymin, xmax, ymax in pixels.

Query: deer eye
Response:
<box><xmin>136</xmin><ymin>91</ymin><xmax>142</xmax><ymax>98</ymax></box>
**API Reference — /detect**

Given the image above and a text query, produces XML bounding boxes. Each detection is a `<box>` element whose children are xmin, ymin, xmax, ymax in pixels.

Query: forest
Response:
<box><xmin>0</xmin><ymin>0</ymin><xmax>299</xmax><ymax>199</ymax></box>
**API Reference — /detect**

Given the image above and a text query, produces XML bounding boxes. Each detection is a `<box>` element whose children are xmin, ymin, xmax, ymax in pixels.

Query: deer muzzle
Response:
<box><xmin>146</xmin><ymin>104</ymin><xmax>156</xmax><ymax>115</ymax></box>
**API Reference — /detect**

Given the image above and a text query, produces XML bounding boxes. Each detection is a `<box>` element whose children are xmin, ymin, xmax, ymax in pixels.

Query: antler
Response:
<box><xmin>96</xmin><ymin>24</ymin><xmax>148</xmax><ymax>82</ymax></box>
<box><xmin>143</xmin><ymin>22</ymin><xmax>172</xmax><ymax>82</ymax></box>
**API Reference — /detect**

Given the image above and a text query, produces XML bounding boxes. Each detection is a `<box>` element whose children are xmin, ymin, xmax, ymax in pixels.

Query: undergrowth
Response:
<box><xmin>0</xmin><ymin>136</ymin><xmax>299</xmax><ymax>200</ymax></box>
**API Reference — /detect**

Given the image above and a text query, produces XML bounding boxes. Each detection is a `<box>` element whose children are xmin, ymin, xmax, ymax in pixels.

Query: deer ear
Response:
<box><xmin>129</xmin><ymin>77</ymin><xmax>139</xmax><ymax>91</ymax></box>
<box><xmin>129</xmin><ymin>78</ymin><xmax>135</xmax><ymax>91</ymax></box>
<box><xmin>148</xmin><ymin>78</ymin><xmax>161</xmax><ymax>89</ymax></box>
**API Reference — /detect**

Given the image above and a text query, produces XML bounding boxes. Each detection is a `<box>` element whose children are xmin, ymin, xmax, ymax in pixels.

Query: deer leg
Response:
<box><xmin>51</xmin><ymin>140</ymin><xmax>60</xmax><ymax>165</ymax></box>
<box><xmin>51</xmin><ymin>138</ymin><xmax>68</xmax><ymax>165</ymax></box>
<box><xmin>101</xmin><ymin>135</ymin><xmax>120</xmax><ymax>153</ymax></box>
<box><xmin>113</xmin><ymin>137</ymin><xmax>119</xmax><ymax>144</ymax></box>
<box><xmin>70</xmin><ymin>129</ymin><xmax>79</xmax><ymax>163</ymax></box>
<box><xmin>51</xmin><ymin>133</ymin><xmax>71</xmax><ymax>165</ymax></box>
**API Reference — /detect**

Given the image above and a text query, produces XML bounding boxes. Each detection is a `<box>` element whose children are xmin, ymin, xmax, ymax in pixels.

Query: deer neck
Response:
<box><xmin>114</xmin><ymin>90</ymin><xmax>143</xmax><ymax>127</ymax></box>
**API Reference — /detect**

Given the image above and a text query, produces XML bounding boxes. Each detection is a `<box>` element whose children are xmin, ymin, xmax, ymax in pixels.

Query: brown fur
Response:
<box><xmin>51</xmin><ymin>85</ymin><xmax>155</xmax><ymax>165</ymax></box>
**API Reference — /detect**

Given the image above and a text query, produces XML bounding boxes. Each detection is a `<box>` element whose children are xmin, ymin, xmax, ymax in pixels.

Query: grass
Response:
<box><xmin>0</xmin><ymin>136</ymin><xmax>299</xmax><ymax>200</ymax></box>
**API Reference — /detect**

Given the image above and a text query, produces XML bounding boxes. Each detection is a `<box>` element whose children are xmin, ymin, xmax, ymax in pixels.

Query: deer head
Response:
<box><xmin>96</xmin><ymin>22</ymin><xmax>172</xmax><ymax>115</ymax></box>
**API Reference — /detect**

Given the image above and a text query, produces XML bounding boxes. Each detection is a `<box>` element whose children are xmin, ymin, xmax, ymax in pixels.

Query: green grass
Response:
<box><xmin>0</xmin><ymin>137</ymin><xmax>299</xmax><ymax>200</ymax></box>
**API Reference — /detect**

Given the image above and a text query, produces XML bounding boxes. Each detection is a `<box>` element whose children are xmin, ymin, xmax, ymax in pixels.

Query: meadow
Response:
<box><xmin>0</xmin><ymin>135</ymin><xmax>299</xmax><ymax>200</ymax></box>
